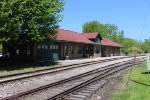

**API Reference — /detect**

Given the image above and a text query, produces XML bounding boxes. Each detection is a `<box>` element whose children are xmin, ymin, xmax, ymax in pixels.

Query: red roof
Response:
<box><xmin>81</xmin><ymin>32</ymin><xmax>99</xmax><ymax>39</ymax></box>
<box><xmin>56</xmin><ymin>29</ymin><xmax>95</xmax><ymax>44</ymax></box>
<box><xmin>101</xmin><ymin>39</ymin><xmax>123</xmax><ymax>47</ymax></box>
<box><xmin>56</xmin><ymin>29</ymin><xmax>123</xmax><ymax>47</ymax></box>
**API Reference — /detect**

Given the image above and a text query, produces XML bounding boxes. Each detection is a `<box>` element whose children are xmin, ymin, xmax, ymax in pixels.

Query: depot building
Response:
<box><xmin>3</xmin><ymin>29</ymin><xmax>123</xmax><ymax>61</ymax></box>
<box><xmin>34</xmin><ymin>29</ymin><xmax>123</xmax><ymax>61</ymax></box>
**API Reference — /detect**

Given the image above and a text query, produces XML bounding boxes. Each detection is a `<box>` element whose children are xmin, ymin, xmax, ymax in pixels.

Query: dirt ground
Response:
<box><xmin>90</xmin><ymin>68</ymin><xmax>130</xmax><ymax>100</ymax></box>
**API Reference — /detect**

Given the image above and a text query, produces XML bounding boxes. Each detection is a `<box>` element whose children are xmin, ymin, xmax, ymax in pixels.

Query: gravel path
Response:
<box><xmin>58</xmin><ymin>56</ymin><xmax>126</xmax><ymax>65</ymax></box>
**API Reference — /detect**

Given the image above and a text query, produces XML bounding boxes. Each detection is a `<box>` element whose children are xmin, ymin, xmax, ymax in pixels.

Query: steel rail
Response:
<box><xmin>49</xmin><ymin>61</ymin><xmax>143</xmax><ymax>100</ymax></box>
<box><xmin>1</xmin><ymin>58</ymin><xmax>144</xmax><ymax>100</ymax></box>
<box><xmin>0</xmin><ymin>56</ymin><xmax>138</xmax><ymax>84</ymax></box>
<box><xmin>0</xmin><ymin>57</ymin><xmax>127</xmax><ymax>78</ymax></box>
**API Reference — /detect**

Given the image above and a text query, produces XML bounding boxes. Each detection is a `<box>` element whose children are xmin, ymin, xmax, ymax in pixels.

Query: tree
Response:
<box><xmin>82</xmin><ymin>20</ymin><xmax>149</xmax><ymax>55</ymax></box>
<box><xmin>0</xmin><ymin>0</ymin><xmax>64</xmax><ymax>57</ymax></box>
<box><xmin>105</xmin><ymin>24</ymin><xmax>124</xmax><ymax>43</ymax></box>
<box><xmin>121</xmin><ymin>38</ymin><xmax>135</xmax><ymax>55</ymax></box>
<box><xmin>141</xmin><ymin>38</ymin><xmax>150</xmax><ymax>53</ymax></box>
<box><xmin>82</xmin><ymin>21</ymin><xmax>124</xmax><ymax>43</ymax></box>
<box><xmin>82</xmin><ymin>20</ymin><xmax>108</xmax><ymax>38</ymax></box>
<box><xmin>121</xmin><ymin>38</ymin><xmax>143</xmax><ymax>55</ymax></box>
<box><xmin>128</xmin><ymin>46</ymin><xmax>138</xmax><ymax>54</ymax></box>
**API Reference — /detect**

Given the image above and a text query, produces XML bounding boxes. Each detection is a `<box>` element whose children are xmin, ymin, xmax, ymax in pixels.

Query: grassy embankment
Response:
<box><xmin>111</xmin><ymin>60</ymin><xmax>150</xmax><ymax>100</ymax></box>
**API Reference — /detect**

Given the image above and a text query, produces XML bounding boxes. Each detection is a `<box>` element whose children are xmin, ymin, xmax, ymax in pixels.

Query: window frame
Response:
<box><xmin>78</xmin><ymin>46</ymin><xmax>82</xmax><ymax>54</ymax></box>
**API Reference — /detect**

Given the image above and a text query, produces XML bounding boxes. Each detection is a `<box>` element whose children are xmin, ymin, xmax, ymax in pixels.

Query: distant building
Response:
<box><xmin>35</xmin><ymin>29</ymin><xmax>123</xmax><ymax>61</ymax></box>
<box><xmin>2</xmin><ymin>29</ymin><xmax>123</xmax><ymax>61</ymax></box>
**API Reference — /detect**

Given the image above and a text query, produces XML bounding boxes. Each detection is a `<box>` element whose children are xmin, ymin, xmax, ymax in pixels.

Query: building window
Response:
<box><xmin>27</xmin><ymin>46</ymin><xmax>30</xmax><ymax>55</ymax></box>
<box><xmin>86</xmin><ymin>46</ymin><xmax>89</xmax><ymax>54</ymax></box>
<box><xmin>42</xmin><ymin>44</ymin><xmax>45</xmax><ymax>49</ymax></box>
<box><xmin>109</xmin><ymin>46</ymin><xmax>111</xmax><ymax>50</ymax></box>
<box><xmin>71</xmin><ymin>46</ymin><xmax>74</xmax><ymax>54</ymax></box>
<box><xmin>45</xmin><ymin>45</ymin><xmax>48</xmax><ymax>50</ymax></box>
<box><xmin>50</xmin><ymin>45</ymin><xmax>53</xmax><ymax>49</ymax></box>
<box><xmin>37</xmin><ymin>45</ymin><xmax>41</xmax><ymax>49</ymax></box>
<box><xmin>53</xmin><ymin>45</ymin><xmax>56</xmax><ymax>49</ymax></box>
<box><xmin>90</xmin><ymin>46</ymin><xmax>93</xmax><ymax>54</ymax></box>
<box><xmin>78</xmin><ymin>46</ymin><xmax>82</xmax><ymax>54</ymax></box>
<box><xmin>97</xmin><ymin>38</ymin><xmax>100</xmax><ymax>43</ymax></box>
<box><xmin>113</xmin><ymin>47</ymin><xmax>115</xmax><ymax>54</ymax></box>
<box><xmin>16</xmin><ymin>49</ymin><xmax>19</xmax><ymax>55</ymax></box>
<box><xmin>56</xmin><ymin>45</ymin><xmax>59</xmax><ymax>49</ymax></box>
<box><xmin>64</xmin><ymin>45</ymin><xmax>68</xmax><ymax>55</ymax></box>
<box><xmin>95</xmin><ymin>46</ymin><xmax>100</xmax><ymax>54</ymax></box>
<box><xmin>49</xmin><ymin>44</ymin><xmax>58</xmax><ymax>50</ymax></box>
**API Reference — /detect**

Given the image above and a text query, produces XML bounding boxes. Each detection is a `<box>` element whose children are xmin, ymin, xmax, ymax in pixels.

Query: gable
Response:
<box><xmin>95</xmin><ymin>34</ymin><xmax>102</xmax><ymax>43</ymax></box>
<box><xmin>82</xmin><ymin>32</ymin><xmax>102</xmax><ymax>43</ymax></box>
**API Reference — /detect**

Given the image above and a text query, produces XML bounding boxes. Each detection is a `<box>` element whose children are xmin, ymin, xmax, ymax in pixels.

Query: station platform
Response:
<box><xmin>57</xmin><ymin>56</ymin><xmax>127</xmax><ymax>66</ymax></box>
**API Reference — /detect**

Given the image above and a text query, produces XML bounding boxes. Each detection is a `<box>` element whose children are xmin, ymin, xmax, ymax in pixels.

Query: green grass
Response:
<box><xmin>111</xmin><ymin>60</ymin><xmax>150</xmax><ymax>100</ymax></box>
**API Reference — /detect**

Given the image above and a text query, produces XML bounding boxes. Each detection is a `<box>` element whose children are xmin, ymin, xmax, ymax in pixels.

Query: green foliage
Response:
<box><xmin>82</xmin><ymin>21</ymin><xmax>127</xmax><ymax>55</ymax></box>
<box><xmin>105</xmin><ymin>24</ymin><xmax>124</xmax><ymax>44</ymax></box>
<box><xmin>128</xmin><ymin>46</ymin><xmax>138</xmax><ymax>53</ymax></box>
<box><xmin>82</xmin><ymin>21</ymin><xmax>124</xmax><ymax>44</ymax></box>
<box><xmin>121</xmin><ymin>38</ymin><xmax>137</xmax><ymax>55</ymax></box>
<box><xmin>121</xmin><ymin>38</ymin><xmax>144</xmax><ymax>55</ymax></box>
<box><xmin>141</xmin><ymin>38</ymin><xmax>150</xmax><ymax>53</ymax></box>
<box><xmin>82</xmin><ymin>20</ymin><xmax>108</xmax><ymax>37</ymax></box>
<box><xmin>0</xmin><ymin>0</ymin><xmax>64</xmax><ymax>44</ymax></box>
<box><xmin>82</xmin><ymin>20</ymin><xmax>149</xmax><ymax>55</ymax></box>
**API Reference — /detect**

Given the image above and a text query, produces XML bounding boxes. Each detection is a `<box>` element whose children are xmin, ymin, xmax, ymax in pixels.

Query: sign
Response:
<box><xmin>146</xmin><ymin>54</ymin><xmax>150</xmax><ymax>71</ymax></box>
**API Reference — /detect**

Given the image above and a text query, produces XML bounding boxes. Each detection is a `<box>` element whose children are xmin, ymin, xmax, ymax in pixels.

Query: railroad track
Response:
<box><xmin>0</xmin><ymin>56</ymin><xmax>140</xmax><ymax>99</ymax></box>
<box><xmin>1</xmin><ymin>57</ymin><xmax>144</xmax><ymax>100</ymax></box>
<box><xmin>0</xmin><ymin>56</ymin><xmax>133</xmax><ymax>84</ymax></box>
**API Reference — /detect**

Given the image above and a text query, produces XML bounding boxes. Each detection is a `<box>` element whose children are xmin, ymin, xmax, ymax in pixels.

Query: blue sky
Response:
<box><xmin>59</xmin><ymin>0</ymin><xmax>150</xmax><ymax>41</ymax></box>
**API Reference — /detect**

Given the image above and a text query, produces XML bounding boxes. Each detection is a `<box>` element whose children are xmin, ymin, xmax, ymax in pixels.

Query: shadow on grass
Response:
<box><xmin>0</xmin><ymin>58</ymin><xmax>59</xmax><ymax>71</ymax></box>
<box><xmin>131</xmin><ymin>79</ymin><xmax>150</xmax><ymax>86</ymax></box>
<box><xmin>141</xmin><ymin>71</ymin><xmax>150</xmax><ymax>74</ymax></box>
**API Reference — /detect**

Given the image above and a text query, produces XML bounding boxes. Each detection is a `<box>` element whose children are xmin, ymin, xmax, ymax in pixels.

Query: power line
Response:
<box><xmin>139</xmin><ymin>4</ymin><xmax>150</xmax><ymax>41</ymax></box>
<box><xmin>126</xmin><ymin>3</ymin><xmax>150</xmax><ymax>86</ymax></box>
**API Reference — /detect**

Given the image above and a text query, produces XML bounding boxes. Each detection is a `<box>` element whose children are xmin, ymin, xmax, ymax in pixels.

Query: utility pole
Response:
<box><xmin>126</xmin><ymin>53</ymin><xmax>137</xmax><ymax>86</ymax></box>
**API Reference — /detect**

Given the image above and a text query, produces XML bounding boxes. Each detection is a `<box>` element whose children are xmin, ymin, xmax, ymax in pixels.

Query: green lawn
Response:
<box><xmin>111</xmin><ymin>60</ymin><xmax>150</xmax><ymax>100</ymax></box>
